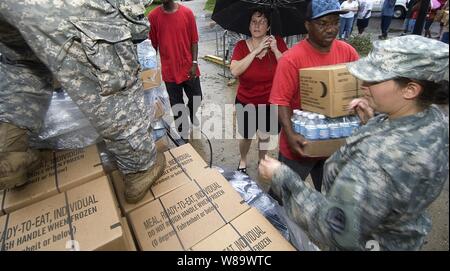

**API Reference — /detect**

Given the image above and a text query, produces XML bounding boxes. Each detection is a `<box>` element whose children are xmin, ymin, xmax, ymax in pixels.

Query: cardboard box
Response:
<box><xmin>300</xmin><ymin>64</ymin><xmax>359</xmax><ymax>118</ymax></box>
<box><xmin>303</xmin><ymin>138</ymin><xmax>346</xmax><ymax>157</ymax></box>
<box><xmin>121</xmin><ymin>217</ymin><xmax>137</xmax><ymax>251</ymax></box>
<box><xmin>141</xmin><ymin>68</ymin><xmax>162</xmax><ymax>90</ymax></box>
<box><xmin>191</xmin><ymin>208</ymin><xmax>296</xmax><ymax>251</ymax></box>
<box><xmin>0</xmin><ymin>176</ymin><xmax>127</xmax><ymax>251</ymax></box>
<box><xmin>129</xmin><ymin>168</ymin><xmax>249</xmax><ymax>251</ymax></box>
<box><xmin>110</xmin><ymin>143</ymin><xmax>208</xmax><ymax>216</ymax></box>
<box><xmin>154</xmin><ymin>99</ymin><xmax>165</xmax><ymax>119</ymax></box>
<box><xmin>0</xmin><ymin>145</ymin><xmax>104</xmax><ymax>215</ymax></box>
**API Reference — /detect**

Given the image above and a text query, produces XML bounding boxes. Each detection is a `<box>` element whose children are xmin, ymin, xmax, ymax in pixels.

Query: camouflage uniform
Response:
<box><xmin>272</xmin><ymin>105</ymin><xmax>449</xmax><ymax>250</ymax></box>
<box><xmin>271</xmin><ymin>36</ymin><xmax>449</xmax><ymax>250</ymax></box>
<box><xmin>0</xmin><ymin>0</ymin><xmax>155</xmax><ymax>174</ymax></box>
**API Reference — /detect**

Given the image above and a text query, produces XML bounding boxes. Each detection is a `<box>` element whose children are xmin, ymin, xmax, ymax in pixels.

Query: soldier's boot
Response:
<box><xmin>0</xmin><ymin>122</ymin><xmax>41</xmax><ymax>190</ymax></box>
<box><xmin>124</xmin><ymin>152</ymin><xmax>166</xmax><ymax>204</ymax></box>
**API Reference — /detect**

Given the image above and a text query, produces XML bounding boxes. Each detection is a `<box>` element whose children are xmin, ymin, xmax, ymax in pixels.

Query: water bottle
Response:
<box><xmin>305</xmin><ymin>114</ymin><xmax>319</xmax><ymax>140</ymax></box>
<box><xmin>317</xmin><ymin>114</ymin><xmax>330</xmax><ymax>140</ymax></box>
<box><xmin>340</xmin><ymin>116</ymin><xmax>352</xmax><ymax>137</ymax></box>
<box><xmin>300</xmin><ymin>112</ymin><xmax>309</xmax><ymax>136</ymax></box>
<box><xmin>349</xmin><ymin>115</ymin><xmax>361</xmax><ymax>135</ymax></box>
<box><xmin>329</xmin><ymin>117</ymin><xmax>341</xmax><ymax>139</ymax></box>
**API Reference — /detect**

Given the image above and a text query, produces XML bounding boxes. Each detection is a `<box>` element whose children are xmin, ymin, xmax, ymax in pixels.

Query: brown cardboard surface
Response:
<box><xmin>300</xmin><ymin>64</ymin><xmax>359</xmax><ymax>117</ymax></box>
<box><xmin>121</xmin><ymin>217</ymin><xmax>137</xmax><ymax>251</ymax></box>
<box><xmin>191</xmin><ymin>208</ymin><xmax>296</xmax><ymax>251</ymax></box>
<box><xmin>150</xmin><ymin>143</ymin><xmax>208</xmax><ymax>198</ymax></box>
<box><xmin>154</xmin><ymin>99</ymin><xmax>165</xmax><ymax>119</ymax></box>
<box><xmin>129</xmin><ymin>168</ymin><xmax>249</xmax><ymax>251</ymax></box>
<box><xmin>141</xmin><ymin>68</ymin><xmax>162</xmax><ymax>90</ymax></box>
<box><xmin>1</xmin><ymin>145</ymin><xmax>104</xmax><ymax>215</ymax></box>
<box><xmin>110</xmin><ymin>143</ymin><xmax>207</xmax><ymax>216</ymax></box>
<box><xmin>0</xmin><ymin>176</ymin><xmax>126</xmax><ymax>251</ymax></box>
<box><xmin>303</xmin><ymin>138</ymin><xmax>346</xmax><ymax>157</ymax></box>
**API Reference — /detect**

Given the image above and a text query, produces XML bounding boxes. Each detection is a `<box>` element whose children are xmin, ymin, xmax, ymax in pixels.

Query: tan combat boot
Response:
<box><xmin>0</xmin><ymin>122</ymin><xmax>41</xmax><ymax>190</ymax></box>
<box><xmin>124</xmin><ymin>152</ymin><xmax>166</xmax><ymax>203</ymax></box>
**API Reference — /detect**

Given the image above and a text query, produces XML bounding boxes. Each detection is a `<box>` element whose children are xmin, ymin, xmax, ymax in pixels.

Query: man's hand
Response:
<box><xmin>286</xmin><ymin>131</ymin><xmax>308</xmax><ymax>157</ymax></box>
<box><xmin>188</xmin><ymin>63</ymin><xmax>197</xmax><ymax>80</ymax></box>
<box><xmin>258</xmin><ymin>155</ymin><xmax>282</xmax><ymax>181</ymax></box>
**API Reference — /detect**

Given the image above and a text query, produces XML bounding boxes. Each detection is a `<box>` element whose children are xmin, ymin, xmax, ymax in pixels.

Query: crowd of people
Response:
<box><xmin>0</xmin><ymin>0</ymin><xmax>448</xmax><ymax>251</ymax></box>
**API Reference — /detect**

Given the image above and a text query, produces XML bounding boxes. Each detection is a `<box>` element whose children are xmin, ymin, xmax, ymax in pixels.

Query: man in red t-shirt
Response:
<box><xmin>268</xmin><ymin>0</ymin><xmax>359</xmax><ymax>193</ymax></box>
<box><xmin>149</xmin><ymin>0</ymin><xmax>202</xmax><ymax>141</ymax></box>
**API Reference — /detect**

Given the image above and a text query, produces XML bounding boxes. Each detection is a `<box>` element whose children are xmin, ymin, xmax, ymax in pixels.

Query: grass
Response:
<box><xmin>204</xmin><ymin>0</ymin><xmax>216</xmax><ymax>12</ymax></box>
<box><xmin>145</xmin><ymin>3</ymin><xmax>159</xmax><ymax>16</ymax></box>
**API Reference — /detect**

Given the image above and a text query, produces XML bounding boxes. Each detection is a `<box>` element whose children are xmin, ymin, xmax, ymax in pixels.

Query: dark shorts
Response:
<box><xmin>424</xmin><ymin>20</ymin><xmax>434</xmax><ymax>30</ymax></box>
<box><xmin>235</xmin><ymin>97</ymin><xmax>280</xmax><ymax>139</ymax></box>
<box><xmin>357</xmin><ymin>18</ymin><xmax>370</xmax><ymax>29</ymax></box>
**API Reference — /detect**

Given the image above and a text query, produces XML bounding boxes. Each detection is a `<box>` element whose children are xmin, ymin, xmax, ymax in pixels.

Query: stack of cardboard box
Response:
<box><xmin>0</xmin><ymin>145</ymin><xmax>133</xmax><ymax>251</ymax></box>
<box><xmin>1</xmin><ymin>142</ymin><xmax>295</xmax><ymax>251</ymax></box>
<box><xmin>109</xmin><ymin>144</ymin><xmax>296</xmax><ymax>251</ymax></box>
<box><xmin>299</xmin><ymin>63</ymin><xmax>362</xmax><ymax>157</ymax></box>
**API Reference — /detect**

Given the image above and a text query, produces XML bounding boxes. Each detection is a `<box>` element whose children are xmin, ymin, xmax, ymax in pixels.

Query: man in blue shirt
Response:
<box><xmin>379</xmin><ymin>0</ymin><xmax>397</xmax><ymax>39</ymax></box>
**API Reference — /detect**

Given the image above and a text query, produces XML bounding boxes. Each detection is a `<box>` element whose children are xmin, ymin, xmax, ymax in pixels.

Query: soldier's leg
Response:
<box><xmin>0</xmin><ymin>18</ymin><xmax>52</xmax><ymax>189</ymax></box>
<box><xmin>0</xmin><ymin>1</ymin><xmax>163</xmax><ymax>202</ymax></box>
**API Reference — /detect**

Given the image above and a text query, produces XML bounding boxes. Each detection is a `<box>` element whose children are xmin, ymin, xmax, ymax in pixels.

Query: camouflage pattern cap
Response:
<box><xmin>347</xmin><ymin>35</ymin><xmax>449</xmax><ymax>83</ymax></box>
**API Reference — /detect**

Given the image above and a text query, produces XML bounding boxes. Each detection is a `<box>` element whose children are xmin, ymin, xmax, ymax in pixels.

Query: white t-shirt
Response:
<box><xmin>340</xmin><ymin>0</ymin><xmax>359</xmax><ymax>18</ymax></box>
<box><xmin>357</xmin><ymin>0</ymin><xmax>373</xmax><ymax>19</ymax></box>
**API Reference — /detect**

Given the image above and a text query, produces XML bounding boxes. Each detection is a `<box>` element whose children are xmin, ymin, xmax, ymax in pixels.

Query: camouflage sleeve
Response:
<box><xmin>272</xmin><ymin>159</ymin><xmax>393</xmax><ymax>250</ymax></box>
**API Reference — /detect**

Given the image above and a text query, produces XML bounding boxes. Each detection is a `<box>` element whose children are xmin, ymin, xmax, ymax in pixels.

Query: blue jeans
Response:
<box><xmin>381</xmin><ymin>15</ymin><xmax>393</xmax><ymax>36</ymax></box>
<box><xmin>441</xmin><ymin>32</ymin><xmax>449</xmax><ymax>44</ymax></box>
<box><xmin>339</xmin><ymin>17</ymin><xmax>354</xmax><ymax>39</ymax></box>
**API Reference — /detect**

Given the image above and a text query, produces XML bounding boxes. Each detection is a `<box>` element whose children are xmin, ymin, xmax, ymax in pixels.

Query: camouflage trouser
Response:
<box><xmin>0</xmin><ymin>0</ymin><xmax>155</xmax><ymax>174</ymax></box>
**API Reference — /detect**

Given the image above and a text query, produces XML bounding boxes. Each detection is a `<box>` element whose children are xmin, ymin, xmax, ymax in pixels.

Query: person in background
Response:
<box><xmin>268</xmin><ymin>0</ymin><xmax>359</xmax><ymax>194</ymax></box>
<box><xmin>260</xmin><ymin>35</ymin><xmax>449</xmax><ymax>250</ymax></box>
<box><xmin>356</xmin><ymin>0</ymin><xmax>373</xmax><ymax>34</ymax></box>
<box><xmin>379</xmin><ymin>0</ymin><xmax>397</xmax><ymax>39</ymax></box>
<box><xmin>148</xmin><ymin>0</ymin><xmax>203</xmax><ymax>142</ymax></box>
<box><xmin>0</xmin><ymin>0</ymin><xmax>166</xmax><ymax>204</ymax></box>
<box><xmin>230</xmin><ymin>9</ymin><xmax>288</xmax><ymax>175</ymax></box>
<box><xmin>401</xmin><ymin>0</ymin><xmax>418</xmax><ymax>35</ymax></box>
<box><xmin>424</xmin><ymin>3</ymin><xmax>439</xmax><ymax>38</ymax></box>
<box><xmin>339</xmin><ymin>0</ymin><xmax>359</xmax><ymax>39</ymax></box>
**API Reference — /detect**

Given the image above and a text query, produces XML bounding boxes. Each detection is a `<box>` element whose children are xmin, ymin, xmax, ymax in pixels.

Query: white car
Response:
<box><xmin>371</xmin><ymin>0</ymin><xmax>410</xmax><ymax>19</ymax></box>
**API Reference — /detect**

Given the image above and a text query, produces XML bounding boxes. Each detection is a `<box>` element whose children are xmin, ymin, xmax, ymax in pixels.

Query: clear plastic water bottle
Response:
<box><xmin>300</xmin><ymin>112</ymin><xmax>309</xmax><ymax>136</ymax></box>
<box><xmin>317</xmin><ymin>114</ymin><xmax>330</xmax><ymax>140</ymax></box>
<box><xmin>349</xmin><ymin>115</ymin><xmax>361</xmax><ymax>135</ymax></box>
<box><xmin>329</xmin><ymin>117</ymin><xmax>341</xmax><ymax>139</ymax></box>
<box><xmin>340</xmin><ymin>116</ymin><xmax>352</xmax><ymax>137</ymax></box>
<box><xmin>305</xmin><ymin>114</ymin><xmax>319</xmax><ymax>140</ymax></box>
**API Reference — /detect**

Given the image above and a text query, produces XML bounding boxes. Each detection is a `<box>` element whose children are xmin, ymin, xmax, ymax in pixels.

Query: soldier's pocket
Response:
<box><xmin>72</xmin><ymin>20</ymin><xmax>139</xmax><ymax>96</ymax></box>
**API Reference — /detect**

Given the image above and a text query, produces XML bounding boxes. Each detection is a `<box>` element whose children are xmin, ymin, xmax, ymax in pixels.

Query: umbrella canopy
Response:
<box><xmin>211</xmin><ymin>0</ymin><xmax>310</xmax><ymax>37</ymax></box>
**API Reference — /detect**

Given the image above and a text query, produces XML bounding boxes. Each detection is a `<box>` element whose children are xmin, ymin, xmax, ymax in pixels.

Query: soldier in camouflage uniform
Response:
<box><xmin>259</xmin><ymin>35</ymin><xmax>449</xmax><ymax>250</ymax></box>
<box><xmin>0</xmin><ymin>0</ymin><xmax>165</xmax><ymax>204</ymax></box>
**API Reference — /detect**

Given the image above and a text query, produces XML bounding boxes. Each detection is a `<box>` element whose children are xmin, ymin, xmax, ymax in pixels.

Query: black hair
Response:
<box><xmin>394</xmin><ymin>77</ymin><xmax>449</xmax><ymax>107</ymax></box>
<box><xmin>249</xmin><ymin>8</ymin><xmax>271</xmax><ymax>27</ymax></box>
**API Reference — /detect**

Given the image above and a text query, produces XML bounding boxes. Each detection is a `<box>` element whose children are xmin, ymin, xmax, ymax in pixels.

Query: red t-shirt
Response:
<box><xmin>269</xmin><ymin>39</ymin><xmax>359</xmax><ymax>161</ymax></box>
<box><xmin>231</xmin><ymin>37</ymin><xmax>288</xmax><ymax>105</ymax></box>
<box><xmin>149</xmin><ymin>4</ymin><xmax>200</xmax><ymax>84</ymax></box>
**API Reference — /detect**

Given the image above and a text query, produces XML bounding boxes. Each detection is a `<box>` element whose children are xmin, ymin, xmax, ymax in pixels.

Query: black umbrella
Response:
<box><xmin>211</xmin><ymin>0</ymin><xmax>310</xmax><ymax>37</ymax></box>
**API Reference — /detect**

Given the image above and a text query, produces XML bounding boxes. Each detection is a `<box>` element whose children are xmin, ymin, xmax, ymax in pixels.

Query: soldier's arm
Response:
<box><xmin>272</xmin><ymin>157</ymin><xmax>393</xmax><ymax>250</ymax></box>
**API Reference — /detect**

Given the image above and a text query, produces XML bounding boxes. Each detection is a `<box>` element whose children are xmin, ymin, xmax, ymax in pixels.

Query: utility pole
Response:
<box><xmin>413</xmin><ymin>0</ymin><xmax>431</xmax><ymax>35</ymax></box>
